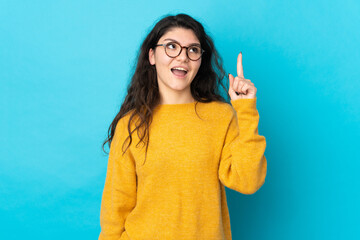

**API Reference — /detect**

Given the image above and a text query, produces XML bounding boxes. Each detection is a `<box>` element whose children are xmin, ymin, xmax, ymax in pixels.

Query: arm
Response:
<box><xmin>99</xmin><ymin>117</ymin><xmax>137</xmax><ymax>240</ymax></box>
<box><xmin>218</xmin><ymin>97</ymin><xmax>267</xmax><ymax>195</ymax></box>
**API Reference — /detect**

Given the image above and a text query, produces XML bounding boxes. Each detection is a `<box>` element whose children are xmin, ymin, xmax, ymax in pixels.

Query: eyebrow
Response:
<box><xmin>163</xmin><ymin>38</ymin><xmax>201</xmax><ymax>46</ymax></box>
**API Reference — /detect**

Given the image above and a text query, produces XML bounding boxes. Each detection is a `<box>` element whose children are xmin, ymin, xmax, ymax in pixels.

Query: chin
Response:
<box><xmin>170</xmin><ymin>85</ymin><xmax>190</xmax><ymax>91</ymax></box>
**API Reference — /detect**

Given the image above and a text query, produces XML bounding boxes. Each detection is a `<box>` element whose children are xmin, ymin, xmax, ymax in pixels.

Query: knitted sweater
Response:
<box><xmin>98</xmin><ymin>97</ymin><xmax>267</xmax><ymax>240</ymax></box>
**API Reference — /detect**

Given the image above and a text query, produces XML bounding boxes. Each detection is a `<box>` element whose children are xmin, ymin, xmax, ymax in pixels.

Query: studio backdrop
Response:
<box><xmin>0</xmin><ymin>0</ymin><xmax>359</xmax><ymax>239</ymax></box>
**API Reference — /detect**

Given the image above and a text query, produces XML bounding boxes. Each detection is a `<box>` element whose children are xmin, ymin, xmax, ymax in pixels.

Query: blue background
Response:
<box><xmin>1</xmin><ymin>0</ymin><xmax>359</xmax><ymax>239</ymax></box>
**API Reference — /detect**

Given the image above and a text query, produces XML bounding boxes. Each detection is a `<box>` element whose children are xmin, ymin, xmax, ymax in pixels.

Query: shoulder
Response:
<box><xmin>114</xmin><ymin>109</ymin><xmax>136</xmax><ymax>137</ymax></box>
<box><xmin>198</xmin><ymin>100</ymin><xmax>236</xmax><ymax>123</ymax></box>
<box><xmin>207</xmin><ymin>100</ymin><xmax>235</xmax><ymax>116</ymax></box>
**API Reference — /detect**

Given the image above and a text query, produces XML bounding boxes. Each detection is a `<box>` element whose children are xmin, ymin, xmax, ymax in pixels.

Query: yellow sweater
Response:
<box><xmin>99</xmin><ymin>97</ymin><xmax>267</xmax><ymax>240</ymax></box>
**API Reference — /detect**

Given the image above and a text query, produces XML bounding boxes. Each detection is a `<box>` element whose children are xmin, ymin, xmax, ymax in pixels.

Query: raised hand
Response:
<box><xmin>228</xmin><ymin>52</ymin><xmax>257</xmax><ymax>100</ymax></box>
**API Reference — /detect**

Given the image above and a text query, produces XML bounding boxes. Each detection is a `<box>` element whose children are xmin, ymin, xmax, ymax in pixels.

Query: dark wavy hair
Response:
<box><xmin>102</xmin><ymin>13</ymin><xmax>230</xmax><ymax>165</ymax></box>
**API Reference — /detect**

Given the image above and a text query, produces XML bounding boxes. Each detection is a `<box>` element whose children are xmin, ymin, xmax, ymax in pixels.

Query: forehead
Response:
<box><xmin>159</xmin><ymin>28</ymin><xmax>200</xmax><ymax>45</ymax></box>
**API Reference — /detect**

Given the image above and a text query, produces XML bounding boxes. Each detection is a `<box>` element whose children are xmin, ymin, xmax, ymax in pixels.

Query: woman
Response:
<box><xmin>99</xmin><ymin>13</ymin><xmax>267</xmax><ymax>240</ymax></box>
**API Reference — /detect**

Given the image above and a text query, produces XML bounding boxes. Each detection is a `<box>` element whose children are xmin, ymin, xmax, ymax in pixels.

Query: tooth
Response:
<box><xmin>174</xmin><ymin>68</ymin><xmax>187</xmax><ymax>71</ymax></box>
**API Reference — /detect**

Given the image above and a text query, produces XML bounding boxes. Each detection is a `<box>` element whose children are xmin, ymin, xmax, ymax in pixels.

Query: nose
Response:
<box><xmin>176</xmin><ymin>47</ymin><xmax>189</xmax><ymax>61</ymax></box>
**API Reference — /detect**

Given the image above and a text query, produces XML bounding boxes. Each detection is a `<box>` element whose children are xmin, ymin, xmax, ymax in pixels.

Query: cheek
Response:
<box><xmin>157</xmin><ymin>58</ymin><xmax>172</xmax><ymax>71</ymax></box>
<box><xmin>193</xmin><ymin>62</ymin><xmax>201</xmax><ymax>74</ymax></box>
<box><xmin>158</xmin><ymin>51</ymin><xmax>171</xmax><ymax>63</ymax></box>
<box><xmin>154</xmin><ymin>60</ymin><xmax>168</xmax><ymax>73</ymax></box>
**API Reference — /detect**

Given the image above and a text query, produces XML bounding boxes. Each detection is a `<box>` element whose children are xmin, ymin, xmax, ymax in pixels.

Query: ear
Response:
<box><xmin>149</xmin><ymin>48</ymin><xmax>155</xmax><ymax>65</ymax></box>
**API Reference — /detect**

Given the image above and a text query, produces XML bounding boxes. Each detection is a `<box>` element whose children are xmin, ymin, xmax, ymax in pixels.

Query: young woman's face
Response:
<box><xmin>149</xmin><ymin>27</ymin><xmax>202</xmax><ymax>103</ymax></box>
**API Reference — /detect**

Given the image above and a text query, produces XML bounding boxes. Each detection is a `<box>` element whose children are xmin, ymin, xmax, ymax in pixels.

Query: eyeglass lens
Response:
<box><xmin>165</xmin><ymin>42</ymin><xmax>202</xmax><ymax>60</ymax></box>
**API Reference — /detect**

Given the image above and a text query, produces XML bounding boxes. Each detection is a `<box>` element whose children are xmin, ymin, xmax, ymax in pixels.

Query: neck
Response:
<box><xmin>159</xmin><ymin>94</ymin><xmax>195</xmax><ymax>105</ymax></box>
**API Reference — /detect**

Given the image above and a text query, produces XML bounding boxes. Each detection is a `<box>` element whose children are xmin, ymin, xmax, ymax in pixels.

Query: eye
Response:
<box><xmin>166</xmin><ymin>42</ymin><xmax>177</xmax><ymax>49</ymax></box>
<box><xmin>189</xmin><ymin>46</ymin><xmax>200</xmax><ymax>53</ymax></box>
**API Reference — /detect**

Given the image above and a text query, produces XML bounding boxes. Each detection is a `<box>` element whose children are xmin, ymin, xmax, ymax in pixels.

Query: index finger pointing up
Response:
<box><xmin>237</xmin><ymin>52</ymin><xmax>244</xmax><ymax>78</ymax></box>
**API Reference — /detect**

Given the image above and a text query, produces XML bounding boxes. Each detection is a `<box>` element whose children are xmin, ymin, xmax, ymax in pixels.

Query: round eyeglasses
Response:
<box><xmin>155</xmin><ymin>41</ymin><xmax>205</xmax><ymax>61</ymax></box>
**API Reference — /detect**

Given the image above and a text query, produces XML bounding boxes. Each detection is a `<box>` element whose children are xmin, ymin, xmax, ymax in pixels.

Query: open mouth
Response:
<box><xmin>171</xmin><ymin>68</ymin><xmax>188</xmax><ymax>78</ymax></box>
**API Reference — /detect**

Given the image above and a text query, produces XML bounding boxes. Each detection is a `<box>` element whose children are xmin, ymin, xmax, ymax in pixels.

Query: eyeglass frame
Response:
<box><xmin>154</xmin><ymin>41</ymin><xmax>205</xmax><ymax>61</ymax></box>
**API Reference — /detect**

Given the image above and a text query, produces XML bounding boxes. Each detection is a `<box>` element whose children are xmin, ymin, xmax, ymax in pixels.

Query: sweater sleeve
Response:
<box><xmin>99</xmin><ymin>117</ymin><xmax>137</xmax><ymax>240</ymax></box>
<box><xmin>218</xmin><ymin>97</ymin><xmax>267</xmax><ymax>195</ymax></box>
